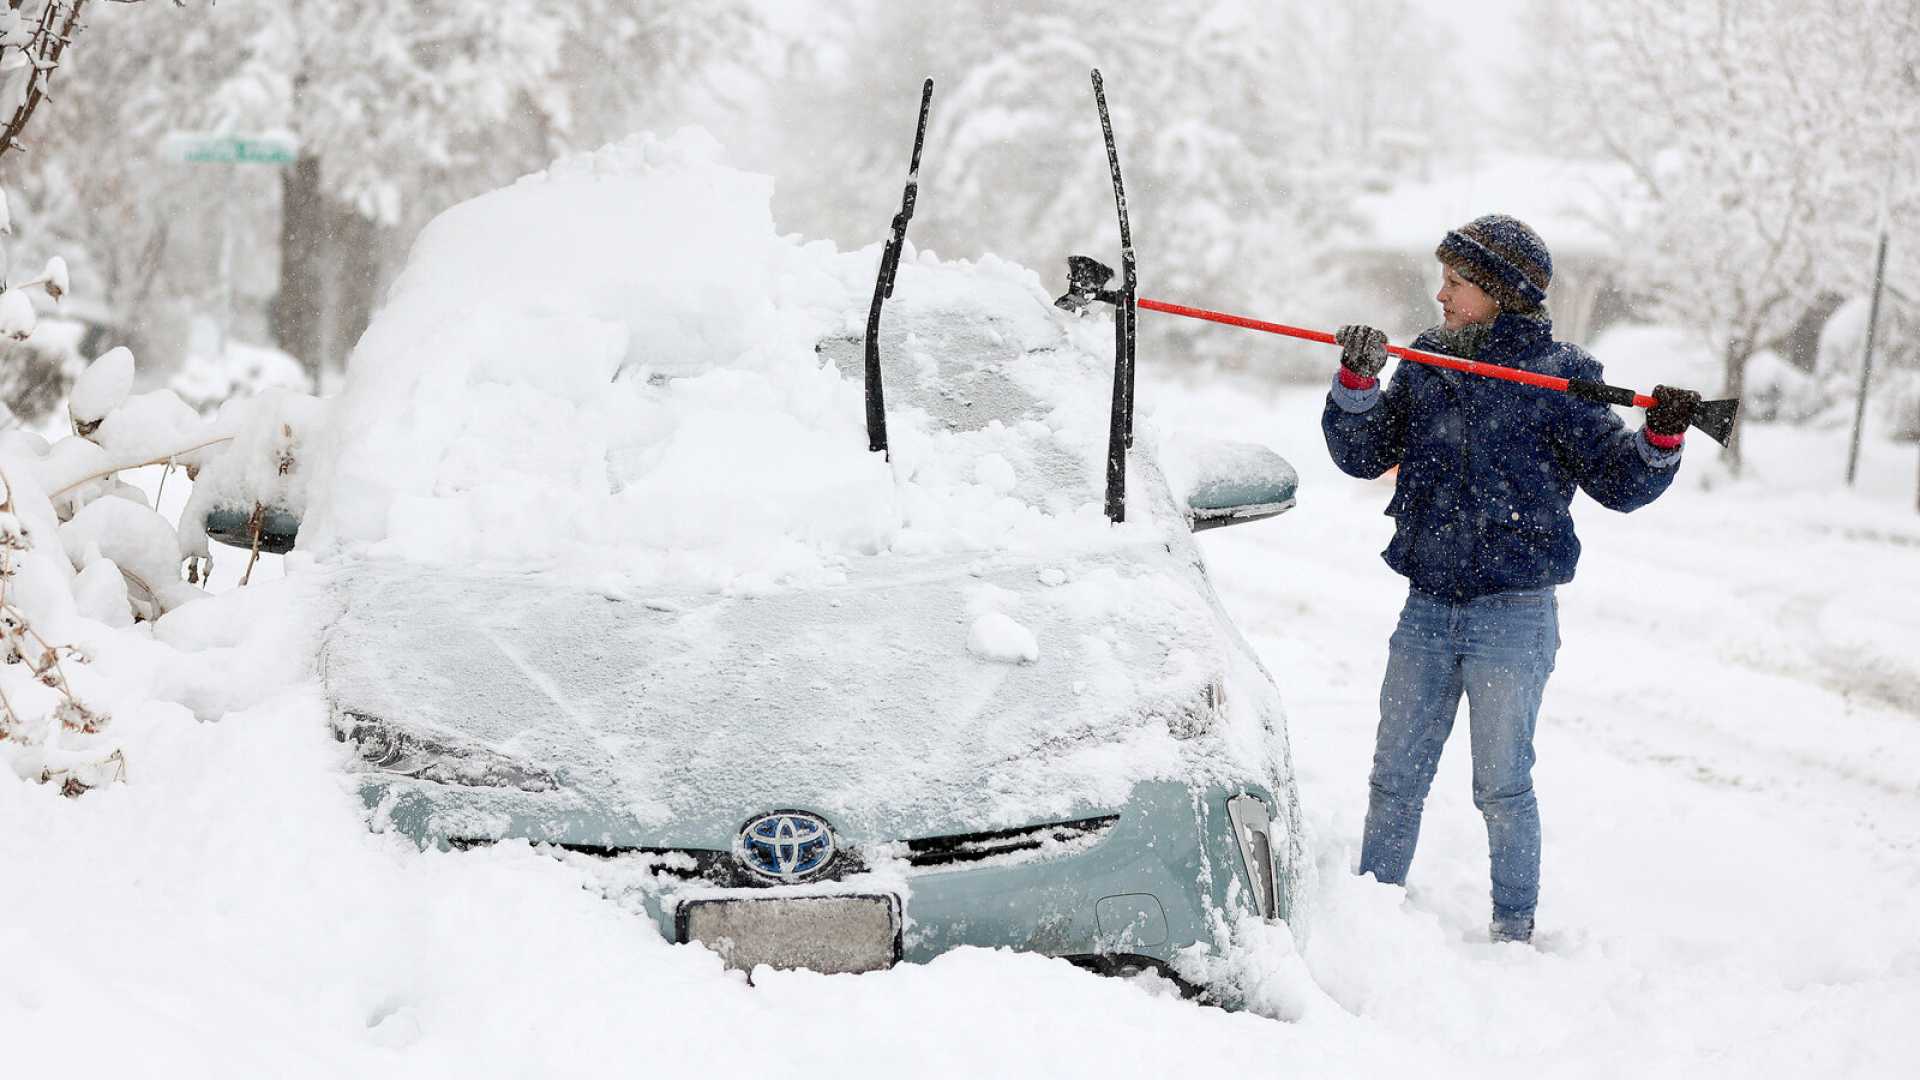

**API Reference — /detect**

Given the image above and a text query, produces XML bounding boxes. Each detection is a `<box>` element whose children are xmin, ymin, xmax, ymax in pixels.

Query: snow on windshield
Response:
<box><xmin>300</xmin><ymin>129</ymin><xmax>1157</xmax><ymax>593</ymax></box>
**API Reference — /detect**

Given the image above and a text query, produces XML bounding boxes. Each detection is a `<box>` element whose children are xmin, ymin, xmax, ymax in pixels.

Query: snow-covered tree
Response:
<box><xmin>759</xmin><ymin>0</ymin><xmax>1461</xmax><ymax>369</ymax></box>
<box><xmin>19</xmin><ymin>0</ymin><xmax>757</xmax><ymax>382</ymax></box>
<box><xmin>1541</xmin><ymin>0</ymin><xmax>1918</xmax><ymax>468</ymax></box>
<box><xmin>5</xmin><ymin>3</ymin><xmax>209</xmax><ymax>378</ymax></box>
<box><xmin>1284</xmin><ymin>0</ymin><xmax>1469</xmax><ymax>170</ymax></box>
<box><xmin>940</xmin><ymin>1</ymin><xmax>1347</xmax><ymax>361</ymax></box>
<box><xmin>0</xmin><ymin>1</ymin><xmax>147</xmax><ymax>422</ymax></box>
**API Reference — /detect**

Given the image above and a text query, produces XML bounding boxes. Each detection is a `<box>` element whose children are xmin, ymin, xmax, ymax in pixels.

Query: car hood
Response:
<box><xmin>322</xmin><ymin>551</ymin><xmax>1231</xmax><ymax>848</ymax></box>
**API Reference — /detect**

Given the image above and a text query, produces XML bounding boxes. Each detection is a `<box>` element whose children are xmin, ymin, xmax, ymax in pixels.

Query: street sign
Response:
<box><xmin>159</xmin><ymin>131</ymin><xmax>302</xmax><ymax>363</ymax></box>
<box><xmin>161</xmin><ymin>132</ymin><xmax>300</xmax><ymax>166</ymax></box>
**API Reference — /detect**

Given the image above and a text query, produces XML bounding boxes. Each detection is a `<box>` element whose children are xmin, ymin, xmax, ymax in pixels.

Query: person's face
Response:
<box><xmin>1436</xmin><ymin>264</ymin><xmax>1500</xmax><ymax>330</ymax></box>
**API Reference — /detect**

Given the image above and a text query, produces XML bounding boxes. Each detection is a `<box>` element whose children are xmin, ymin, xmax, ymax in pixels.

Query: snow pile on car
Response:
<box><xmin>301</xmin><ymin>128</ymin><xmax>1146</xmax><ymax>591</ymax></box>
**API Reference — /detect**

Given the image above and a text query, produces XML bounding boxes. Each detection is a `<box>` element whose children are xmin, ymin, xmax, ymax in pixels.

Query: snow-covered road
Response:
<box><xmin>4</xmin><ymin>377</ymin><xmax>1916</xmax><ymax>1078</ymax></box>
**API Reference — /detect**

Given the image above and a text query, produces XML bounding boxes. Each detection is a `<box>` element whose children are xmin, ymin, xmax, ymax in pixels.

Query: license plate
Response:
<box><xmin>679</xmin><ymin>895</ymin><xmax>901</xmax><ymax>975</ymax></box>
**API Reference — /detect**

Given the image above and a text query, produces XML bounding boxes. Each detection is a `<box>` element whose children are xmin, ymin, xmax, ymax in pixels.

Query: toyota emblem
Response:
<box><xmin>735</xmin><ymin>811</ymin><xmax>837</xmax><ymax>882</ymax></box>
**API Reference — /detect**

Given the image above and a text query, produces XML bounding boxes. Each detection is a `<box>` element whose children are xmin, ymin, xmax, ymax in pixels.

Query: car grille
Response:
<box><xmin>452</xmin><ymin>838</ymin><xmax>864</xmax><ymax>889</ymax></box>
<box><xmin>450</xmin><ymin>814</ymin><xmax>1118</xmax><ymax>882</ymax></box>
<box><xmin>547</xmin><ymin>842</ymin><xmax>749</xmax><ymax>884</ymax></box>
<box><xmin>902</xmin><ymin>814</ymin><xmax>1118</xmax><ymax>868</ymax></box>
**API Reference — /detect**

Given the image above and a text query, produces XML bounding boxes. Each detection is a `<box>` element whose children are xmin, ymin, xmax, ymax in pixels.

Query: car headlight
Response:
<box><xmin>333</xmin><ymin>710</ymin><xmax>559</xmax><ymax>793</ymax></box>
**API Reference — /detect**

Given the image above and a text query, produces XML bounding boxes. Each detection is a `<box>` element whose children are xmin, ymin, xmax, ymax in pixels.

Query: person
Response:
<box><xmin>1321</xmin><ymin>214</ymin><xmax>1701</xmax><ymax>944</ymax></box>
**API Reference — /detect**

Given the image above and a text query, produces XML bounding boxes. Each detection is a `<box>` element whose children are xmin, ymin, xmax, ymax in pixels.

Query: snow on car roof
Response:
<box><xmin>299</xmin><ymin>128</ymin><xmax>1167</xmax><ymax>594</ymax></box>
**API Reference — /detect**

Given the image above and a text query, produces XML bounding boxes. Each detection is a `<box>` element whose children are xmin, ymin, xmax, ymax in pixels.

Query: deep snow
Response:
<box><xmin>4</xmin><ymin>368</ymin><xmax>1917</xmax><ymax>1076</ymax></box>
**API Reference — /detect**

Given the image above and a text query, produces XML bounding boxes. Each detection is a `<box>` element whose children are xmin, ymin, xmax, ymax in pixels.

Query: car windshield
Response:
<box><xmin>816</xmin><ymin>303</ymin><xmax>1105</xmax><ymax>515</ymax></box>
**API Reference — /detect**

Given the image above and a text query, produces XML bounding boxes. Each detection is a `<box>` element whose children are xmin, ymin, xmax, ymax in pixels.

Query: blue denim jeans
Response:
<box><xmin>1359</xmin><ymin>585</ymin><xmax>1560</xmax><ymax>921</ymax></box>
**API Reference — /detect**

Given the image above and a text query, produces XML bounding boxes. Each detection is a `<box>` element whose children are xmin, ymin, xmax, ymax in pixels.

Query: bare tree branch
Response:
<box><xmin>0</xmin><ymin>1</ymin><xmax>185</xmax><ymax>163</ymax></box>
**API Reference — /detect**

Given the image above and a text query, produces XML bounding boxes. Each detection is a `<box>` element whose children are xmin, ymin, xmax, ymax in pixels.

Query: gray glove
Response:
<box><xmin>1336</xmin><ymin>324</ymin><xmax>1388</xmax><ymax>379</ymax></box>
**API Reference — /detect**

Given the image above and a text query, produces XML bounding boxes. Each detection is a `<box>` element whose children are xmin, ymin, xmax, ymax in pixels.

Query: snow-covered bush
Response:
<box><xmin>0</xmin><ymin>2</ymin><xmax>256</xmax><ymax>794</ymax></box>
<box><xmin>0</xmin><ymin>454</ymin><xmax>124</xmax><ymax>792</ymax></box>
<box><xmin>1</xmin><ymin>341</ymin><xmax>327</xmax><ymax>792</ymax></box>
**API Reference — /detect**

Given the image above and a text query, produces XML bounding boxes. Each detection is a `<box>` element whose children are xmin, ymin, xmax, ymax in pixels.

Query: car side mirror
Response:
<box><xmin>1173</xmin><ymin>439</ymin><xmax>1298</xmax><ymax>532</ymax></box>
<box><xmin>203</xmin><ymin>506</ymin><xmax>302</xmax><ymax>555</ymax></box>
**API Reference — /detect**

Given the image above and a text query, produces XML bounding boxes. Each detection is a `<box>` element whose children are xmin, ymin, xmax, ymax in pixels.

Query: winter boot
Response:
<box><xmin>1489</xmin><ymin>912</ymin><xmax>1535</xmax><ymax>944</ymax></box>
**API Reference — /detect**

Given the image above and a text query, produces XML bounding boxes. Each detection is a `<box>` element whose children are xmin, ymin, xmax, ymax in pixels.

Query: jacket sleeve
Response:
<box><xmin>1322</xmin><ymin>364</ymin><xmax>1410</xmax><ymax>479</ymax></box>
<box><xmin>1554</xmin><ymin>356</ymin><xmax>1680</xmax><ymax>512</ymax></box>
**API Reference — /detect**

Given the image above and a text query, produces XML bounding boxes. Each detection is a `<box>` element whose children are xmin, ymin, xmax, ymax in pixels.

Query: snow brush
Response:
<box><xmin>1054</xmin><ymin>255</ymin><xmax>1741</xmax><ymax>446</ymax></box>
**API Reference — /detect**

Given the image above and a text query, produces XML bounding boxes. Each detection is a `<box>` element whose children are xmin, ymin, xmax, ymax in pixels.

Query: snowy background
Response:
<box><xmin>1</xmin><ymin>0</ymin><xmax>1917</xmax><ymax>1076</ymax></box>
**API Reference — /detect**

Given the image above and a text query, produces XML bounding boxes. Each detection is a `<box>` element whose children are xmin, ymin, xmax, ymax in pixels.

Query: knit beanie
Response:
<box><xmin>1435</xmin><ymin>214</ymin><xmax>1552</xmax><ymax>312</ymax></box>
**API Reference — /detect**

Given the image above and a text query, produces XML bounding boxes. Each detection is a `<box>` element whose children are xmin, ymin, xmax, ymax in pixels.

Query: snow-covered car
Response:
<box><xmin>290</xmin><ymin>131</ymin><xmax>1305</xmax><ymax>999</ymax></box>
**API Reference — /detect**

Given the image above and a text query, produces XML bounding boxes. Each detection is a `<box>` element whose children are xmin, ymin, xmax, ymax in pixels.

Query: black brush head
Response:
<box><xmin>1691</xmin><ymin>398</ymin><xmax>1740</xmax><ymax>446</ymax></box>
<box><xmin>1055</xmin><ymin>254</ymin><xmax>1116</xmax><ymax>312</ymax></box>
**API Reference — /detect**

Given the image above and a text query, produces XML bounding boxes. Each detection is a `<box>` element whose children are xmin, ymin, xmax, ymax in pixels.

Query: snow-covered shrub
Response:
<box><xmin>54</xmin><ymin>347</ymin><xmax>225</xmax><ymax>529</ymax></box>
<box><xmin>0</xmin><ymin>1</ymin><xmax>222</xmax><ymax>795</ymax></box>
<box><xmin>0</xmin><ymin>348</ymin><xmax>194</xmax><ymax>789</ymax></box>
<box><xmin>0</xmin><ymin>341</ymin><xmax>326</xmax><ymax>792</ymax></box>
<box><xmin>0</xmin><ymin>458</ymin><xmax>123</xmax><ymax>793</ymax></box>
<box><xmin>66</xmin><ymin>342</ymin><xmax>133</xmax><ymax>435</ymax></box>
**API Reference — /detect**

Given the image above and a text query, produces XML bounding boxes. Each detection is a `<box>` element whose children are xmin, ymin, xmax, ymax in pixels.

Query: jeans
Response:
<box><xmin>1358</xmin><ymin>585</ymin><xmax>1560</xmax><ymax>921</ymax></box>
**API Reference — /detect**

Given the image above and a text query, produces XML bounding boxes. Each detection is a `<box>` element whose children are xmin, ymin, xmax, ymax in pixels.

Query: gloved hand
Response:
<box><xmin>1335</xmin><ymin>324</ymin><xmax>1389</xmax><ymax>379</ymax></box>
<box><xmin>1646</xmin><ymin>385</ymin><xmax>1701</xmax><ymax>437</ymax></box>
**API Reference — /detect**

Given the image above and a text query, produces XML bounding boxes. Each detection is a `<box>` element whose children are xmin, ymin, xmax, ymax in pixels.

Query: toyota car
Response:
<box><xmin>242</xmin><ymin>137</ymin><xmax>1307</xmax><ymax>1003</ymax></box>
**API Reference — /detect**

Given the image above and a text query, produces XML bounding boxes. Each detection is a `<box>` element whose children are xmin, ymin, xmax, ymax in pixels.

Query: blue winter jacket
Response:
<box><xmin>1321</xmin><ymin>312</ymin><xmax>1681</xmax><ymax>601</ymax></box>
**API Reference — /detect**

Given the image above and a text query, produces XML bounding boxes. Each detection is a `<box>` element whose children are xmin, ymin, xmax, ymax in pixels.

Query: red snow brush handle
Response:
<box><xmin>1054</xmin><ymin>252</ymin><xmax>1738</xmax><ymax>444</ymax></box>
<box><xmin>1137</xmin><ymin>297</ymin><xmax>1661</xmax><ymax>408</ymax></box>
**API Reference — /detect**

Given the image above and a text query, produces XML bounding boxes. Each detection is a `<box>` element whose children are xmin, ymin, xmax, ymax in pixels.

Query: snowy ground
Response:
<box><xmin>1157</xmin><ymin>374</ymin><xmax>1920</xmax><ymax>1077</ymax></box>
<box><xmin>5</xmin><ymin>369</ymin><xmax>1918</xmax><ymax>1077</ymax></box>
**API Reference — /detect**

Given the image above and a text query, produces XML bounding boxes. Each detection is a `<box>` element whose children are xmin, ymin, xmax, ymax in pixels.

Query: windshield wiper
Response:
<box><xmin>864</xmin><ymin>78</ymin><xmax>934</xmax><ymax>460</ymax></box>
<box><xmin>1084</xmin><ymin>69</ymin><xmax>1137</xmax><ymax>522</ymax></box>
